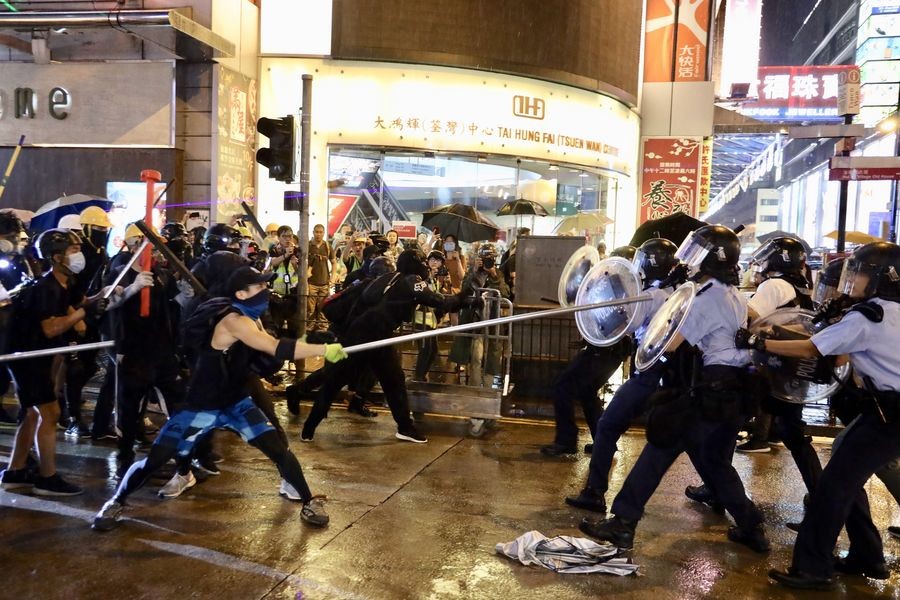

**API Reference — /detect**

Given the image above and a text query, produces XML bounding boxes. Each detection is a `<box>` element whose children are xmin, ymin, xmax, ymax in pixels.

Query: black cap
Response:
<box><xmin>226</xmin><ymin>266</ymin><xmax>275</xmax><ymax>297</ymax></box>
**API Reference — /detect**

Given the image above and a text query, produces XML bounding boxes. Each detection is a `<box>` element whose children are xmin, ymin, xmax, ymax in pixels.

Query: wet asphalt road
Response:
<box><xmin>1</xmin><ymin>400</ymin><xmax>898</xmax><ymax>600</ymax></box>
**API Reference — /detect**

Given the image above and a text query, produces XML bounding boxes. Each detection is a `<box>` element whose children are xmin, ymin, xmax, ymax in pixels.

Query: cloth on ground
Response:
<box><xmin>495</xmin><ymin>530</ymin><xmax>639</xmax><ymax>575</ymax></box>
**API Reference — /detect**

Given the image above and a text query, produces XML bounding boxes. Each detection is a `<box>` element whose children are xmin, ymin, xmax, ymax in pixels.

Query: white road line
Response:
<box><xmin>138</xmin><ymin>539</ymin><xmax>370</xmax><ymax>600</ymax></box>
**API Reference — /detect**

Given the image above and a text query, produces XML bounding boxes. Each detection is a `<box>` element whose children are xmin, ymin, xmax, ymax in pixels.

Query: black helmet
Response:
<box><xmin>204</xmin><ymin>223</ymin><xmax>241</xmax><ymax>254</ymax></box>
<box><xmin>396</xmin><ymin>248</ymin><xmax>429</xmax><ymax>279</ymax></box>
<box><xmin>368</xmin><ymin>255</ymin><xmax>396</xmax><ymax>277</ymax></box>
<box><xmin>675</xmin><ymin>225</ymin><xmax>741</xmax><ymax>284</ymax></box>
<box><xmin>362</xmin><ymin>244</ymin><xmax>384</xmax><ymax>261</ymax></box>
<box><xmin>369</xmin><ymin>234</ymin><xmax>390</xmax><ymax>252</ymax></box>
<box><xmin>610</xmin><ymin>245</ymin><xmax>637</xmax><ymax>261</ymax></box>
<box><xmin>634</xmin><ymin>238</ymin><xmax>678</xmax><ymax>282</ymax></box>
<box><xmin>161</xmin><ymin>222</ymin><xmax>188</xmax><ymax>240</ymax></box>
<box><xmin>37</xmin><ymin>228</ymin><xmax>80</xmax><ymax>261</ymax></box>
<box><xmin>813</xmin><ymin>257</ymin><xmax>845</xmax><ymax>306</ymax></box>
<box><xmin>750</xmin><ymin>237</ymin><xmax>806</xmax><ymax>276</ymax></box>
<box><xmin>839</xmin><ymin>242</ymin><xmax>900</xmax><ymax>301</ymax></box>
<box><xmin>0</xmin><ymin>211</ymin><xmax>25</xmax><ymax>237</ymax></box>
<box><xmin>426</xmin><ymin>250</ymin><xmax>446</xmax><ymax>262</ymax></box>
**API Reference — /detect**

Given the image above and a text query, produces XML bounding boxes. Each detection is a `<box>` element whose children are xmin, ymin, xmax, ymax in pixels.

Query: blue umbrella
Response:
<box><xmin>30</xmin><ymin>194</ymin><xmax>113</xmax><ymax>232</ymax></box>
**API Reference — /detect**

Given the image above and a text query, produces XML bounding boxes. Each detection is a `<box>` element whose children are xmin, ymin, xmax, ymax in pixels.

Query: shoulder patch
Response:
<box><xmin>413</xmin><ymin>281</ymin><xmax>427</xmax><ymax>292</ymax></box>
<box><xmin>850</xmin><ymin>300</ymin><xmax>884</xmax><ymax>323</ymax></box>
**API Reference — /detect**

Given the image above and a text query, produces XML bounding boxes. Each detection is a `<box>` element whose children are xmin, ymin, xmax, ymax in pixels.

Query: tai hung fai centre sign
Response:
<box><xmin>738</xmin><ymin>65</ymin><xmax>859</xmax><ymax>121</ymax></box>
<box><xmin>0</xmin><ymin>62</ymin><xmax>174</xmax><ymax>146</ymax></box>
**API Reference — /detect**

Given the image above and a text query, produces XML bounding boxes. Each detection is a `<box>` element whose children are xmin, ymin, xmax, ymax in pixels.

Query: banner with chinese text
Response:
<box><xmin>213</xmin><ymin>66</ymin><xmax>258</xmax><ymax>219</ymax></box>
<box><xmin>643</xmin><ymin>0</ymin><xmax>712</xmax><ymax>83</ymax></box>
<box><xmin>698</xmin><ymin>137</ymin><xmax>713</xmax><ymax>214</ymax></box>
<box><xmin>739</xmin><ymin>65</ymin><xmax>857</xmax><ymax>121</ymax></box>
<box><xmin>639</xmin><ymin>137</ymin><xmax>702</xmax><ymax>224</ymax></box>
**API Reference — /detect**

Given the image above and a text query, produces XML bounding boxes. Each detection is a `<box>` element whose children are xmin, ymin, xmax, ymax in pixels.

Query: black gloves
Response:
<box><xmin>812</xmin><ymin>296</ymin><xmax>853</xmax><ymax>324</ymax></box>
<box><xmin>734</xmin><ymin>328</ymin><xmax>768</xmax><ymax>352</ymax></box>
<box><xmin>82</xmin><ymin>296</ymin><xmax>109</xmax><ymax>318</ymax></box>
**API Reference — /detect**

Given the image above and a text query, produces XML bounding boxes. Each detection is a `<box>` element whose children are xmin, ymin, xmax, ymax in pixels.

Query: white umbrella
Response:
<box><xmin>31</xmin><ymin>194</ymin><xmax>112</xmax><ymax>232</ymax></box>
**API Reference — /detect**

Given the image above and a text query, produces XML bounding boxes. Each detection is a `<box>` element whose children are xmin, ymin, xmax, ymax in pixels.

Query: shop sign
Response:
<box><xmin>391</xmin><ymin>220</ymin><xmax>417</xmax><ymax>239</ymax></box>
<box><xmin>327</xmin><ymin>193</ymin><xmax>357</xmax><ymax>236</ymax></box>
<box><xmin>719</xmin><ymin>0</ymin><xmax>763</xmax><ymax>97</ymax></box>
<box><xmin>739</xmin><ymin>65</ymin><xmax>857</xmax><ymax>121</ymax></box>
<box><xmin>698</xmin><ymin>137</ymin><xmax>713</xmax><ymax>214</ymax></box>
<box><xmin>829</xmin><ymin>156</ymin><xmax>900</xmax><ymax>180</ymax></box>
<box><xmin>639</xmin><ymin>137</ymin><xmax>702</xmax><ymax>223</ymax></box>
<box><xmin>0</xmin><ymin>62</ymin><xmax>173</xmax><ymax>147</ymax></box>
<box><xmin>643</xmin><ymin>0</ymin><xmax>713</xmax><ymax>83</ymax></box>
<box><xmin>212</xmin><ymin>66</ymin><xmax>258</xmax><ymax>219</ymax></box>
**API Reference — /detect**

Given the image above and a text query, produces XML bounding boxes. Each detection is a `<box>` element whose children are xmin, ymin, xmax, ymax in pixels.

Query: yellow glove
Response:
<box><xmin>324</xmin><ymin>343</ymin><xmax>348</xmax><ymax>363</ymax></box>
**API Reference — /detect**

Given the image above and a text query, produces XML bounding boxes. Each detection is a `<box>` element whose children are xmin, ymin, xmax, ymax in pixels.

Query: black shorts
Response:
<box><xmin>7</xmin><ymin>359</ymin><xmax>55</xmax><ymax>408</ymax></box>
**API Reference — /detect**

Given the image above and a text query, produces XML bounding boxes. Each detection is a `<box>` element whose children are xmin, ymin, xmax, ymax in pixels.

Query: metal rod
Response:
<box><xmin>0</xmin><ymin>134</ymin><xmax>25</xmax><ymax>201</ymax></box>
<box><xmin>239</xmin><ymin>200</ymin><xmax>267</xmax><ymax>242</ymax></box>
<box><xmin>296</xmin><ymin>73</ymin><xmax>312</xmax><ymax>338</ymax></box>
<box><xmin>103</xmin><ymin>240</ymin><xmax>150</xmax><ymax>299</ymax></box>
<box><xmin>152</xmin><ymin>178</ymin><xmax>176</xmax><ymax>208</ymax></box>
<box><xmin>0</xmin><ymin>340</ymin><xmax>115</xmax><ymax>363</ymax></box>
<box><xmin>134</xmin><ymin>220</ymin><xmax>207</xmax><ymax>295</ymax></box>
<box><xmin>343</xmin><ymin>294</ymin><xmax>651</xmax><ymax>355</ymax></box>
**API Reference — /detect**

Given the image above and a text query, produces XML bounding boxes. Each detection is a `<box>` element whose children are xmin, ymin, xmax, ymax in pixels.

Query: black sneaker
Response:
<box><xmin>540</xmin><ymin>443</ymin><xmax>577</xmax><ymax>456</ymax></box>
<box><xmin>347</xmin><ymin>400</ymin><xmax>377</xmax><ymax>418</ymax></box>
<box><xmin>888</xmin><ymin>525</ymin><xmax>900</xmax><ymax>539</ymax></box>
<box><xmin>769</xmin><ymin>568</ymin><xmax>835</xmax><ymax>591</ymax></box>
<box><xmin>583</xmin><ymin>443</ymin><xmax>594</xmax><ymax>454</ymax></box>
<box><xmin>65</xmin><ymin>422</ymin><xmax>92</xmax><ymax>439</ymax></box>
<box><xmin>0</xmin><ymin>468</ymin><xmax>36</xmax><ymax>490</ymax></box>
<box><xmin>833</xmin><ymin>556</ymin><xmax>890</xmax><ymax>580</ymax></box>
<box><xmin>91</xmin><ymin>431</ymin><xmax>119</xmax><ymax>442</ymax></box>
<box><xmin>579</xmin><ymin>516</ymin><xmax>636</xmax><ymax>549</ymax></box>
<box><xmin>736</xmin><ymin>439</ymin><xmax>770</xmax><ymax>453</ymax></box>
<box><xmin>192</xmin><ymin>456</ymin><xmax>221</xmax><ymax>475</ymax></box>
<box><xmin>786</xmin><ymin>521</ymin><xmax>802</xmax><ymax>533</ymax></box>
<box><xmin>564</xmin><ymin>487</ymin><xmax>607</xmax><ymax>513</ymax></box>
<box><xmin>395</xmin><ymin>427</ymin><xmax>428</xmax><ymax>443</ymax></box>
<box><xmin>34</xmin><ymin>473</ymin><xmax>83</xmax><ymax>496</ymax></box>
<box><xmin>727</xmin><ymin>524</ymin><xmax>770</xmax><ymax>553</ymax></box>
<box><xmin>207</xmin><ymin>451</ymin><xmax>224</xmax><ymax>464</ymax></box>
<box><xmin>684</xmin><ymin>484</ymin><xmax>725</xmax><ymax>514</ymax></box>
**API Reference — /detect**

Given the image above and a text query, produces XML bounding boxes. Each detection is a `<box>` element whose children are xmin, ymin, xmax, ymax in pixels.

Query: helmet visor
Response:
<box><xmin>674</xmin><ymin>231</ymin><xmax>711</xmax><ymax>269</ymax></box>
<box><xmin>838</xmin><ymin>257</ymin><xmax>878</xmax><ymax>298</ymax></box>
<box><xmin>812</xmin><ymin>278</ymin><xmax>839</xmax><ymax>305</ymax></box>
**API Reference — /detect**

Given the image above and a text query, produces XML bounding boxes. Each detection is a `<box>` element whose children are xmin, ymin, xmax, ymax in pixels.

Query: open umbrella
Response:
<box><xmin>496</xmin><ymin>198</ymin><xmax>549</xmax><ymax>217</ymax></box>
<box><xmin>421</xmin><ymin>203</ymin><xmax>500</xmax><ymax>243</ymax></box>
<box><xmin>31</xmin><ymin>194</ymin><xmax>112</xmax><ymax>232</ymax></box>
<box><xmin>630</xmin><ymin>212</ymin><xmax>707</xmax><ymax>247</ymax></box>
<box><xmin>553</xmin><ymin>212</ymin><xmax>613</xmax><ymax>234</ymax></box>
<box><xmin>824</xmin><ymin>230</ymin><xmax>880</xmax><ymax>246</ymax></box>
<box><xmin>756</xmin><ymin>230</ymin><xmax>812</xmax><ymax>254</ymax></box>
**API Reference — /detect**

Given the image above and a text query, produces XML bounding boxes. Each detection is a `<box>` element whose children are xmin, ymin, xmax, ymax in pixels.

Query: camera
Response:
<box><xmin>482</xmin><ymin>257</ymin><xmax>495</xmax><ymax>269</ymax></box>
<box><xmin>437</xmin><ymin>265</ymin><xmax>449</xmax><ymax>277</ymax></box>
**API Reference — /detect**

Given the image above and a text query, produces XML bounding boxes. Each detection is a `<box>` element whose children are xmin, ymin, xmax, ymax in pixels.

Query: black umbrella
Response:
<box><xmin>496</xmin><ymin>198</ymin><xmax>549</xmax><ymax>217</ymax></box>
<box><xmin>630</xmin><ymin>212</ymin><xmax>708</xmax><ymax>247</ymax></box>
<box><xmin>755</xmin><ymin>230</ymin><xmax>812</xmax><ymax>254</ymax></box>
<box><xmin>421</xmin><ymin>203</ymin><xmax>500</xmax><ymax>243</ymax></box>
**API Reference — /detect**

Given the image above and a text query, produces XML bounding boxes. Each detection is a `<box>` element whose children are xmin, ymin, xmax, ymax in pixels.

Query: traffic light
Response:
<box><xmin>256</xmin><ymin>115</ymin><xmax>296</xmax><ymax>183</ymax></box>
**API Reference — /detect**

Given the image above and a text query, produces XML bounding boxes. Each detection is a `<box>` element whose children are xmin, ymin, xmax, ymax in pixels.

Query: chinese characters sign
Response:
<box><xmin>739</xmin><ymin>66</ymin><xmax>858</xmax><ymax>121</ymax></box>
<box><xmin>643</xmin><ymin>0</ymin><xmax>712</xmax><ymax>83</ymax></box>
<box><xmin>698</xmin><ymin>137</ymin><xmax>713</xmax><ymax>214</ymax></box>
<box><xmin>214</xmin><ymin>66</ymin><xmax>258</xmax><ymax>218</ymax></box>
<box><xmin>639</xmin><ymin>137</ymin><xmax>702</xmax><ymax>223</ymax></box>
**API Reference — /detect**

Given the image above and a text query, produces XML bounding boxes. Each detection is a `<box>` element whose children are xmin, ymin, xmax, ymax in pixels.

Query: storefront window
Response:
<box><xmin>325</xmin><ymin>147</ymin><xmax>615</xmax><ymax>241</ymax></box>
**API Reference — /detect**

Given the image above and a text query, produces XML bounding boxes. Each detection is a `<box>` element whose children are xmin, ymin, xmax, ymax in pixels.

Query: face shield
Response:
<box><xmin>812</xmin><ymin>277</ymin><xmax>840</xmax><ymax>305</ymax></box>
<box><xmin>631</xmin><ymin>249</ymin><xmax>651</xmax><ymax>281</ymax></box>
<box><xmin>674</xmin><ymin>232</ymin><xmax>712</xmax><ymax>273</ymax></box>
<box><xmin>838</xmin><ymin>256</ymin><xmax>877</xmax><ymax>299</ymax></box>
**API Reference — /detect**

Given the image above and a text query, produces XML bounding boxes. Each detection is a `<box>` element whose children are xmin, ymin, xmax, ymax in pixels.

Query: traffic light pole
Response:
<box><xmin>836</xmin><ymin>113</ymin><xmax>852</xmax><ymax>253</ymax></box>
<box><xmin>296</xmin><ymin>74</ymin><xmax>312</xmax><ymax>339</ymax></box>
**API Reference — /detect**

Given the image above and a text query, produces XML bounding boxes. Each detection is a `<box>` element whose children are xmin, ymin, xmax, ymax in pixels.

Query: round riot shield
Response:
<box><xmin>749</xmin><ymin>308</ymin><xmax>849</xmax><ymax>403</ymax></box>
<box><xmin>635</xmin><ymin>281</ymin><xmax>697</xmax><ymax>372</ymax></box>
<box><xmin>558</xmin><ymin>245</ymin><xmax>601</xmax><ymax>307</ymax></box>
<box><xmin>574</xmin><ymin>257</ymin><xmax>643</xmax><ymax>347</ymax></box>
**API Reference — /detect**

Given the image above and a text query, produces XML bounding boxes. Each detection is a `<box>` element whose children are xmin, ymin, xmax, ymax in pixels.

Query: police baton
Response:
<box><xmin>240</xmin><ymin>201</ymin><xmax>268</xmax><ymax>243</ymax></box>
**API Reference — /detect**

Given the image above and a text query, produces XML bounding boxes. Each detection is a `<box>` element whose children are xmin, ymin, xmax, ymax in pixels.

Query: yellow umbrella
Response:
<box><xmin>824</xmin><ymin>230</ymin><xmax>881</xmax><ymax>245</ymax></box>
<box><xmin>554</xmin><ymin>212</ymin><xmax>614</xmax><ymax>233</ymax></box>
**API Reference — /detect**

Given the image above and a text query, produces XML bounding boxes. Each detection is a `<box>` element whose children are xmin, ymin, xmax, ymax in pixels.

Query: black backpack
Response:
<box><xmin>0</xmin><ymin>279</ymin><xmax>40</xmax><ymax>355</ymax></box>
<box><xmin>180</xmin><ymin>297</ymin><xmax>235</xmax><ymax>357</ymax></box>
<box><xmin>321</xmin><ymin>279</ymin><xmax>370</xmax><ymax>331</ymax></box>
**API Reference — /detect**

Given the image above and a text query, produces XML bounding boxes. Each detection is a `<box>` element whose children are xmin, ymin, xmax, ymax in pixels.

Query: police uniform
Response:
<box><xmin>786</xmin><ymin>298</ymin><xmax>900</xmax><ymax>580</ymax></box>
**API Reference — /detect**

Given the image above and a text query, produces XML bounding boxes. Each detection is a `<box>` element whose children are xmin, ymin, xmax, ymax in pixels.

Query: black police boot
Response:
<box><xmin>727</xmin><ymin>524</ymin><xmax>771</xmax><ymax>553</ymax></box>
<box><xmin>579</xmin><ymin>516</ymin><xmax>636</xmax><ymax>549</ymax></box>
<box><xmin>540</xmin><ymin>443</ymin><xmax>577</xmax><ymax>456</ymax></box>
<box><xmin>684</xmin><ymin>483</ymin><xmax>725</xmax><ymax>514</ymax></box>
<box><xmin>833</xmin><ymin>556</ymin><xmax>890</xmax><ymax>580</ymax></box>
<box><xmin>564</xmin><ymin>487</ymin><xmax>607</xmax><ymax>513</ymax></box>
<box><xmin>768</xmin><ymin>568</ymin><xmax>835</xmax><ymax>591</ymax></box>
<box><xmin>347</xmin><ymin>395</ymin><xmax>377</xmax><ymax>418</ymax></box>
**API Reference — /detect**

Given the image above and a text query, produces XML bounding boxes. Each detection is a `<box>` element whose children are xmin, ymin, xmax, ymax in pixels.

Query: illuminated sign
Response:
<box><xmin>639</xmin><ymin>137</ymin><xmax>702</xmax><ymax>223</ymax></box>
<box><xmin>643</xmin><ymin>0</ymin><xmax>713</xmax><ymax>83</ymax></box>
<box><xmin>719</xmin><ymin>0</ymin><xmax>763</xmax><ymax>97</ymax></box>
<box><xmin>738</xmin><ymin>66</ymin><xmax>857</xmax><ymax>121</ymax></box>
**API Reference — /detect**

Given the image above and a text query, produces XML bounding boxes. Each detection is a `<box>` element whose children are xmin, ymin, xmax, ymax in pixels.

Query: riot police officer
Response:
<box><xmin>581</xmin><ymin>225</ymin><xmax>769</xmax><ymax>554</ymax></box>
<box><xmin>161</xmin><ymin>222</ymin><xmax>194</xmax><ymax>267</ymax></box>
<box><xmin>753</xmin><ymin>242</ymin><xmax>900</xmax><ymax>589</ymax></box>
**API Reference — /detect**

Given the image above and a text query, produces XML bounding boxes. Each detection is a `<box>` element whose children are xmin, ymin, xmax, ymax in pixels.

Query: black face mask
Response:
<box><xmin>89</xmin><ymin>229</ymin><xmax>109</xmax><ymax>251</ymax></box>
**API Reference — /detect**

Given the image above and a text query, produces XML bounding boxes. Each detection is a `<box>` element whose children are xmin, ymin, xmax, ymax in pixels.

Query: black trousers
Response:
<box><xmin>551</xmin><ymin>343</ymin><xmax>627</xmax><ymax>447</ymax></box>
<box><xmin>63</xmin><ymin>350</ymin><xmax>99</xmax><ymax>424</ymax></box>
<box><xmin>612</xmin><ymin>411</ymin><xmax>763</xmax><ymax>531</ymax></box>
<box><xmin>91</xmin><ymin>353</ymin><xmax>118</xmax><ymax>437</ymax></box>
<box><xmin>793</xmin><ymin>413</ymin><xmax>900</xmax><ymax>577</ymax></box>
<box><xmin>303</xmin><ymin>347</ymin><xmax>412</xmax><ymax>435</ymax></box>
<box><xmin>117</xmin><ymin>354</ymin><xmax>182</xmax><ymax>461</ymax></box>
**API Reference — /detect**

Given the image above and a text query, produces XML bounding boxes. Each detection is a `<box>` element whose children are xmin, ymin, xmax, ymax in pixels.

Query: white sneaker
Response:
<box><xmin>157</xmin><ymin>471</ymin><xmax>196</xmax><ymax>498</ymax></box>
<box><xmin>279</xmin><ymin>479</ymin><xmax>302</xmax><ymax>501</ymax></box>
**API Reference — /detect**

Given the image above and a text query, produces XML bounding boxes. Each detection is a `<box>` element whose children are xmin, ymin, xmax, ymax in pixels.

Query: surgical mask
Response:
<box><xmin>66</xmin><ymin>252</ymin><xmax>86</xmax><ymax>274</ymax></box>
<box><xmin>233</xmin><ymin>289</ymin><xmax>270</xmax><ymax>320</ymax></box>
<box><xmin>443</xmin><ymin>242</ymin><xmax>455</xmax><ymax>252</ymax></box>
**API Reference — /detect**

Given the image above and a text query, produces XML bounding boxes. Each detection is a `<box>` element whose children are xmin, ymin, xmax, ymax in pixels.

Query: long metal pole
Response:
<box><xmin>0</xmin><ymin>340</ymin><xmax>115</xmax><ymax>363</ymax></box>
<box><xmin>0</xmin><ymin>134</ymin><xmax>25</xmax><ymax>201</ymax></box>
<box><xmin>342</xmin><ymin>294</ymin><xmax>651</xmax><ymax>355</ymax></box>
<box><xmin>836</xmin><ymin>114</ymin><xmax>853</xmax><ymax>253</ymax></box>
<box><xmin>296</xmin><ymin>74</ymin><xmax>312</xmax><ymax>338</ymax></box>
<box><xmin>891</xmin><ymin>85</ymin><xmax>900</xmax><ymax>243</ymax></box>
<box><xmin>103</xmin><ymin>239</ymin><xmax>151</xmax><ymax>299</ymax></box>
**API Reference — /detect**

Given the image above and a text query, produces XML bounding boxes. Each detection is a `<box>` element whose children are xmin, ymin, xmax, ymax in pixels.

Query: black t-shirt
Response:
<box><xmin>11</xmin><ymin>272</ymin><xmax>83</xmax><ymax>354</ymax></box>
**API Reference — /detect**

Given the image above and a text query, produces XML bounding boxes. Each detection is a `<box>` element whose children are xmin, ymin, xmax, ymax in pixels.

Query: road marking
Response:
<box><xmin>138</xmin><ymin>539</ymin><xmax>369</xmax><ymax>600</ymax></box>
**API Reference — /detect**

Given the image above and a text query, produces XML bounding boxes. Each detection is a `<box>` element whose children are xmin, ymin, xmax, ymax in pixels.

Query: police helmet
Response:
<box><xmin>369</xmin><ymin>255</ymin><xmax>396</xmax><ymax>277</ymax></box>
<box><xmin>369</xmin><ymin>234</ymin><xmax>391</xmax><ymax>252</ymax></box>
<box><xmin>634</xmin><ymin>238</ymin><xmax>678</xmax><ymax>282</ymax></box>
<box><xmin>675</xmin><ymin>225</ymin><xmax>741</xmax><ymax>284</ymax></box>
<box><xmin>363</xmin><ymin>244</ymin><xmax>384</xmax><ymax>261</ymax></box>
<box><xmin>813</xmin><ymin>257</ymin><xmax>845</xmax><ymax>306</ymax></box>
<box><xmin>839</xmin><ymin>242</ymin><xmax>900</xmax><ymax>301</ymax></box>
<box><xmin>396</xmin><ymin>248</ymin><xmax>429</xmax><ymax>279</ymax></box>
<box><xmin>204</xmin><ymin>223</ymin><xmax>241</xmax><ymax>254</ymax></box>
<box><xmin>610</xmin><ymin>245</ymin><xmax>637</xmax><ymax>261</ymax></box>
<box><xmin>161</xmin><ymin>222</ymin><xmax>188</xmax><ymax>240</ymax></box>
<box><xmin>37</xmin><ymin>228</ymin><xmax>80</xmax><ymax>261</ymax></box>
<box><xmin>750</xmin><ymin>237</ymin><xmax>806</xmax><ymax>276</ymax></box>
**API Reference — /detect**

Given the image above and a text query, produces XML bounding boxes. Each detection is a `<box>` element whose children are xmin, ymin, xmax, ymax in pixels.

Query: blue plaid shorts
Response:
<box><xmin>154</xmin><ymin>397</ymin><xmax>275</xmax><ymax>456</ymax></box>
